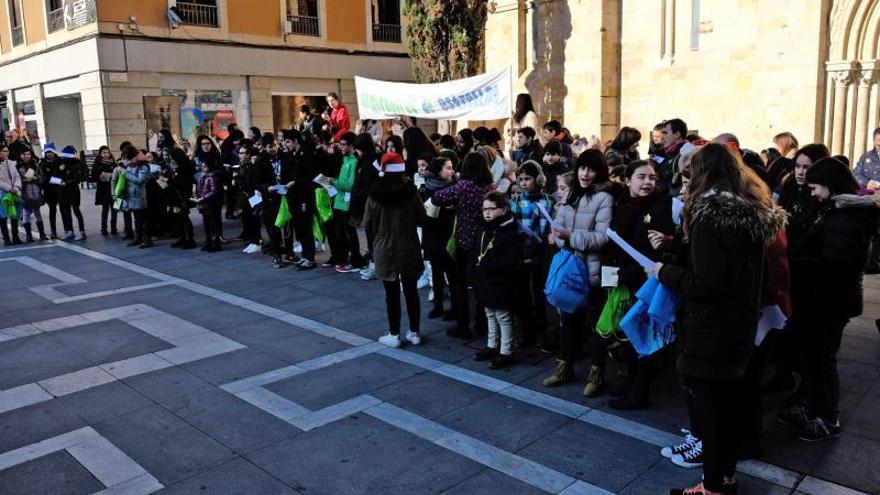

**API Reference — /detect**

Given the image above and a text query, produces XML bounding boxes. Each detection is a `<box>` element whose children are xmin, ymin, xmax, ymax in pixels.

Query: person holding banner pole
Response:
<box><xmin>323</xmin><ymin>92</ymin><xmax>351</xmax><ymax>143</ymax></box>
<box><xmin>504</xmin><ymin>93</ymin><xmax>540</xmax><ymax>153</ymax></box>
<box><xmin>656</xmin><ymin>143</ymin><xmax>785</xmax><ymax>495</ymax></box>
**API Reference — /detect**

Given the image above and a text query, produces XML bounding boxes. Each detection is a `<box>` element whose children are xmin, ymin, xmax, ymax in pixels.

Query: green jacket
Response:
<box><xmin>333</xmin><ymin>154</ymin><xmax>358</xmax><ymax>212</ymax></box>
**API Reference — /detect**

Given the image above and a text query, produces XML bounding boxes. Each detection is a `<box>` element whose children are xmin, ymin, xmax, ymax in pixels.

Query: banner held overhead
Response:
<box><xmin>355</xmin><ymin>68</ymin><xmax>512</xmax><ymax>121</ymax></box>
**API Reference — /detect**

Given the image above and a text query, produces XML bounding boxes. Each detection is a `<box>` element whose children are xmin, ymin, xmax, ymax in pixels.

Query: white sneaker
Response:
<box><xmin>74</xmin><ymin>232</ymin><xmax>86</xmax><ymax>241</ymax></box>
<box><xmin>244</xmin><ymin>243</ymin><xmax>260</xmax><ymax>254</ymax></box>
<box><xmin>378</xmin><ymin>332</ymin><xmax>401</xmax><ymax>348</ymax></box>
<box><xmin>428</xmin><ymin>288</ymin><xmax>434</xmax><ymax>302</ymax></box>
<box><xmin>404</xmin><ymin>330</ymin><xmax>422</xmax><ymax>346</ymax></box>
<box><xmin>293</xmin><ymin>241</ymin><xmax>302</xmax><ymax>254</ymax></box>
<box><xmin>359</xmin><ymin>262</ymin><xmax>376</xmax><ymax>280</ymax></box>
<box><xmin>417</xmin><ymin>261</ymin><xmax>432</xmax><ymax>289</ymax></box>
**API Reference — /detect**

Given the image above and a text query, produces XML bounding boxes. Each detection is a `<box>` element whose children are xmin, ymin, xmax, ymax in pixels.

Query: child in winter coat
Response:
<box><xmin>472</xmin><ymin>192</ymin><xmax>522</xmax><ymax>369</ymax></box>
<box><xmin>509</xmin><ymin>160</ymin><xmax>554</xmax><ymax>348</ymax></box>
<box><xmin>15</xmin><ymin>149</ymin><xmax>47</xmax><ymax>242</ymax></box>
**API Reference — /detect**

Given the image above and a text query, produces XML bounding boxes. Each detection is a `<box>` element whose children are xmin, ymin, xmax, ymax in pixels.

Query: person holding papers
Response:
<box><xmin>587</xmin><ymin>160</ymin><xmax>675</xmax><ymax>408</ymax></box>
<box><xmin>0</xmin><ymin>143</ymin><xmax>22</xmax><ymax>246</ymax></box>
<box><xmin>38</xmin><ymin>143</ymin><xmax>62</xmax><ymax>240</ymax></box>
<box><xmin>280</xmin><ymin>129</ymin><xmax>318</xmax><ymax>271</ymax></box>
<box><xmin>253</xmin><ymin>134</ymin><xmax>288</xmax><ymax>268</ymax></box>
<box><xmin>657</xmin><ymin>143</ymin><xmax>785</xmax><ymax>495</ymax></box>
<box><xmin>542</xmin><ymin>150</ymin><xmax>613</xmax><ymax>388</ymax></box>
<box><xmin>15</xmin><ymin>149</ymin><xmax>47</xmax><ymax>242</ymax></box>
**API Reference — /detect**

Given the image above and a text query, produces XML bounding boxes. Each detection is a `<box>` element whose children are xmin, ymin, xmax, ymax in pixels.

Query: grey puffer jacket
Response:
<box><xmin>0</xmin><ymin>160</ymin><xmax>22</xmax><ymax>194</ymax></box>
<box><xmin>553</xmin><ymin>185</ymin><xmax>613</xmax><ymax>288</ymax></box>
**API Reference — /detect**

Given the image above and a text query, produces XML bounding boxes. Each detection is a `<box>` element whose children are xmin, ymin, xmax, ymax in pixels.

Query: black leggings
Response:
<box><xmin>202</xmin><ymin>209</ymin><xmax>222</xmax><ymax>246</ymax></box>
<box><xmin>60</xmin><ymin>203</ymin><xmax>84</xmax><ymax>233</ymax></box>
<box><xmin>47</xmin><ymin>201</ymin><xmax>58</xmax><ymax>236</ymax></box>
<box><xmin>383</xmin><ymin>278</ymin><xmax>420</xmax><ymax>335</ymax></box>
<box><xmin>683</xmin><ymin>375</ymin><xmax>740</xmax><ymax>492</ymax></box>
<box><xmin>100</xmin><ymin>204</ymin><xmax>118</xmax><ymax>232</ymax></box>
<box><xmin>427</xmin><ymin>249</ymin><xmax>455</xmax><ymax>312</ymax></box>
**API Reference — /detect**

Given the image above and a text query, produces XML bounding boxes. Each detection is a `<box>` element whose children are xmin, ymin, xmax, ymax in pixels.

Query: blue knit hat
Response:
<box><xmin>60</xmin><ymin>145</ymin><xmax>78</xmax><ymax>158</ymax></box>
<box><xmin>43</xmin><ymin>142</ymin><xmax>58</xmax><ymax>156</ymax></box>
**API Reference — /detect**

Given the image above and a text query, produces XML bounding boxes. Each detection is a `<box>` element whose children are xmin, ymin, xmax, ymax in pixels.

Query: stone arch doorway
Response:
<box><xmin>824</xmin><ymin>0</ymin><xmax>880</xmax><ymax>159</ymax></box>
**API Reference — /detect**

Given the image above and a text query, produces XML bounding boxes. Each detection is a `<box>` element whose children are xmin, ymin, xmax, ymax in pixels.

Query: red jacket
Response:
<box><xmin>762</xmin><ymin>229</ymin><xmax>792</xmax><ymax>317</ymax></box>
<box><xmin>329</xmin><ymin>104</ymin><xmax>351</xmax><ymax>142</ymax></box>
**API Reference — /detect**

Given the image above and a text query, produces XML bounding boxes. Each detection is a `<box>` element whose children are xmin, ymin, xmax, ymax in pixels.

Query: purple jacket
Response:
<box><xmin>431</xmin><ymin>179</ymin><xmax>495</xmax><ymax>250</ymax></box>
<box><xmin>197</xmin><ymin>172</ymin><xmax>220</xmax><ymax>213</ymax></box>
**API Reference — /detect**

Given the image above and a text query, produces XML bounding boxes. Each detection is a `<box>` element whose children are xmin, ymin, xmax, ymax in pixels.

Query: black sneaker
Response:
<box><xmin>798</xmin><ymin>417</ymin><xmax>841</xmax><ymax>442</ymax></box>
<box><xmin>776</xmin><ymin>404</ymin><xmax>809</xmax><ymax>427</ymax></box>
<box><xmin>661</xmin><ymin>430</ymin><xmax>699</xmax><ymax>459</ymax></box>
<box><xmin>272</xmin><ymin>257</ymin><xmax>285</xmax><ymax>269</ymax></box>
<box><xmin>671</xmin><ymin>441</ymin><xmax>703</xmax><ymax>468</ymax></box>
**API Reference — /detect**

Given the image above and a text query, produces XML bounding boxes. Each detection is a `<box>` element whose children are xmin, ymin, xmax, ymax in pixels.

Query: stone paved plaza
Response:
<box><xmin>0</xmin><ymin>193</ymin><xmax>878</xmax><ymax>495</ymax></box>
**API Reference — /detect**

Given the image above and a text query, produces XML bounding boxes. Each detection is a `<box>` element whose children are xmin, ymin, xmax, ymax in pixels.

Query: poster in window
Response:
<box><xmin>144</xmin><ymin>96</ymin><xmax>181</xmax><ymax>150</ymax></box>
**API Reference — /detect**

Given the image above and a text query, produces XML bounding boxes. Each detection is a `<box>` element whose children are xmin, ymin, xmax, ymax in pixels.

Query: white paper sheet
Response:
<box><xmin>49</xmin><ymin>176</ymin><xmax>62</xmax><ymax>185</ymax></box>
<box><xmin>248</xmin><ymin>194</ymin><xmax>262</xmax><ymax>208</ymax></box>
<box><xmin>755</xmin><ymin>305</ymin><xmax>787</xmax><ymax>346</ymax></box>
<box><xmin>601</xmin><ymin>266</ymin><xmax>619</xmax><ymax>288</ymax></box>
<box><xmin>607</xmin><ymin>229</ymin><xmax>655</xmax><ymax>270</ymax></box>
<box><xmin>535</xmin><ymin>201</ymin><xmax>561</xmax><ymax>229</ymax></box>
<box><xmin>672</xmin><ymin>196</ymin><xmax>684</xmax><ymax>226</ymax></box>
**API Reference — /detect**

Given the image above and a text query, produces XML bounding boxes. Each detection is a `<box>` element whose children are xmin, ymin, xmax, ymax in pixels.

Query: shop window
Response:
<box><xmin>161</xmin><ymin>89</ymin><xmax>245</xmax><ymax>151</ymax></box>
<box><xmin>372</xmin><ymin>0</ymin><xmax>401</xmax><ymax>43</ymax></box>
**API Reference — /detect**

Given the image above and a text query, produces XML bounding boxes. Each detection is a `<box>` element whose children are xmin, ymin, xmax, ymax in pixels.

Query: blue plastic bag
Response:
<box><xmin>619</xmin><ymin>277</ymin><xmax>679</xmax><ymax>356</ymax></box>
<box><xmin>544</xmin><ymin>249</ymin><xmax>590</xmax><ymax>314</ymax></box>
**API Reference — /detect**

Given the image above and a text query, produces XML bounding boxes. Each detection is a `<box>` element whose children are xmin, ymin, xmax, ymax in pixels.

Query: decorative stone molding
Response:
<box><xmin>828</xmin><ymin>61</ymin><xmax>862</xmax><ymax>86</ymax></box>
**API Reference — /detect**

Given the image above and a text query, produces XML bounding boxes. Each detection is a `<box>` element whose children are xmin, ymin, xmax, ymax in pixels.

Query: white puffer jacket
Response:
<box><xmin>554</xmin><ymin>188</ymin><xmax>613</xmax><ymax>288</ymax></box>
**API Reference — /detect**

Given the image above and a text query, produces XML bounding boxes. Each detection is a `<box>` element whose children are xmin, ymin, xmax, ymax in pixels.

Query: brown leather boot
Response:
<box><xmin>583</xmin><ymin>365</ymin><xmax>605</xmax><ymax>397</ymax></box>
<box><xmin>542</xmin><ymin>359</ymin><xmax>574</xmax><ymax>387</ymax></box>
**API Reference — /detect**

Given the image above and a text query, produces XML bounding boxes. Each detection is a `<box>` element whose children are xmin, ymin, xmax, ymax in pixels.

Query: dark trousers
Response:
<box><xmin>427</xmin><ymin>249</ymin><xmax>456</xmax><ymax>313</ymax></box>
<box><xmin>515</xmin><ymin>253</ymin><xmax>550</xmax><ymax>338</ymax></box>
<box><xmin>558</xmin><ymin>291</ymin><xmax>605</xmax><ymax>364</ymax></box>
<box><xmin>241</xmin><ymin>207</ymin><xmax>261</xmax><ymax>243</ymax></box>
<box><xmin>263</xmin><ymin>212</ymin><xmax>283</xmax><ymax>258</ymax></box>
<box><xmin>868</xmin><ymin>235</ymin><xmax>880</xmax><ymax>271</ymax></box>
<box><xmin>174</xmin><ymin>208</ymin><xmax>193</xmax><ymax>242</ymax></box>
<box><xmin>330</xmin><ymin>210</ymin><xmax>364</xmax><ymax>265</ymax></box>
<box><xmin>383</xmin><ymin>277</ymin><xmax>420</xmax><ymax>334</ymax></box>
<box><xmin>291</xmin><ymin>200</ymin><xmax>316</xmax><ymax>261</ymax></box>
<box><xmin>47</xmin><ymin>201</ymin><xmax>58</xmax><ymax>236</ymax></box>
<box><xmin>738</xmin><ymin>349</ymin><xmax>765</xmax><ymax>457</ymax></box>
<box><xmin>132</xmin><ymin>209</ymin><xmax>146</xmax><ymax>242</ymax></box>
<box><xmin>202</xmin><ymin>209</ymin><xmax>222</xmax><ymax>246</ymax></box>
<box><xmin>803</xmin><ymin>316</ymin><xmax>848</xmax><ymax>422</ymax></box>
<box><xmin>683</xmin><ymin>375</ymin><xmax>740</xmax><ymax>493</ymax></box>
<box><xmin>100</xmin><ymin>204</ymin><xmax>118</xmax><ymax>233</ymax></box>
<box><xmin>59</xmin><ymin>203</ymin><xmax>84</xmax><ymax>233</ymax></box>
<box><xmin>453</xmin><ymin>246</ymin><xmax>485</xmax><ymax>333</ymax></box>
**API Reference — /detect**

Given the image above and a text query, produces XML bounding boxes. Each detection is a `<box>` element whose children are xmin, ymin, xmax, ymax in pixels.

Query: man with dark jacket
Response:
<box><xmin>281</xmin><ymin>129</ymin><xmax>318</xmax><ymax>270</ymax></box>
<box><xmin>655</xmin><ymin>118</ymin><xmax>688</xmax><ymax>195</ymax></box>
<box><xmin>252</xmin><ymin>134</ymin><xmax>289</xmax><ymax>268</ymax></box>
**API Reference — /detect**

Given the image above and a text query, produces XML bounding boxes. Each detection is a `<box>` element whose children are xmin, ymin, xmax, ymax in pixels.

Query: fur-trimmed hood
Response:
<box><xmin>688</xmin><ymin>190</ymin><xmax>787</xmax><ymax>243</ymax></box>
<box><xmin>833</xmin><ymin>193</ymin><xmax>880</xmax><ymax>210</ymax></box>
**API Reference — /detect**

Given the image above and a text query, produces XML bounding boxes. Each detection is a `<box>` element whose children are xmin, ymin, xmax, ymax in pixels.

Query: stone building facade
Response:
<box><xmin>484</xmin><ymin>0</ymin><xmax>879</xmax><ymax>161</ymax></box>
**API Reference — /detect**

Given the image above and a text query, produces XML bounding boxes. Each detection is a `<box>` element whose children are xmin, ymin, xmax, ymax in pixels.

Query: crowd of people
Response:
<box><xmin>2</xmin><ymin>91</ymin><xmax>880</xmax><ymax>495</ymax></box>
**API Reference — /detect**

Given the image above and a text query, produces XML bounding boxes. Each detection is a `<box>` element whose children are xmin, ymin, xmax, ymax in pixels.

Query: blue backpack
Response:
<box><xmin>544</xmin><ymin>249</ymin><xmax>590</xmax><ymax>314</ymax></box>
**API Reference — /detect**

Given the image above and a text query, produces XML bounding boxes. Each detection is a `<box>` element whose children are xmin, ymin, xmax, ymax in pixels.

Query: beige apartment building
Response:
<box><xmin>0</xmin><ymin>0</ymin><xmax>411</xmax><ymax>152</ymax></box>
<box><xmin>484</xmin><ymin>0</ymin><xmax>880</xmax><ymax>161</ymax></box>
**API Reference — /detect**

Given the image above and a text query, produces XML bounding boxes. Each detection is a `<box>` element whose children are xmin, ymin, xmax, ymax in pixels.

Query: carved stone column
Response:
<box><xmin>854</xmin><ymin>63</ymin><xmax>879</xmax><ymax>159</ymax></box>
<box><xmin>828</xmin><ymin>62</ymin><xmax>861</xmax><ymax>156</ymax></box>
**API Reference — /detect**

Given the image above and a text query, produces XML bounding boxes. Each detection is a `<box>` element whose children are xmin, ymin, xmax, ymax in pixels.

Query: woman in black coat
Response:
<box><xmin>420</xmin><ymin>157</ymin><xmax>458</xmax><ymax>320</ymax></box>
<box><xmin>588</xmin><ymin>160</ymin><xmax>675</xmax><ymax>410</ymax></box>
<box><xmin>58</xmin><ymin>148</ymin><xmax>85</xmax><ymax>240</ymax></box>
<box><xmin>785</xmin><ymin>158</ymin><xmax>880</xmax><ymax>442</ymax></box>
<box><xmin>766</xmin><ymin>144</ymin><xmax>829</xmax><ymax>395</ymax></box>
<box><xmin>659</xmin><ymin>144</ymin><xmax>786</xmax><ymax>495</ymax></box>
<box><xmin>91</xmin><ymin>146</ymin><xmax>117</xmax><ymax>235</ymax></box>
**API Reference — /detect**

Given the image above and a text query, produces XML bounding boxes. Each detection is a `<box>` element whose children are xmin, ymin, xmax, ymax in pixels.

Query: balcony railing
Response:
<box><xmin>175</xmin><ymin>2</ymin><xmax>219</xmax><ymax>27</ymax></box>
<box><xmin>372</xmin><ymin>23</ymin><xmax>401</xmax><ymax>43</ymax></box>
<box><xmin>287</xmin><ymin>14</ymin><xmax>319</xmax><ymax>37</ymax></box>
<box><xmin>11</xmin><ymin>25</ymin><xmax>23</xmax><ymax>46</ymax></box>
<box><xmin>47</xmin><ymin>8</ymin><xmax>65</xmax><ymax>33</ymax></box>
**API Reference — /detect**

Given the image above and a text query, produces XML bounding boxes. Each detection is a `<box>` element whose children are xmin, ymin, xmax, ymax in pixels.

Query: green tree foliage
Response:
<box><xmin>403</xmin><ymin>0</ymin><xmax>488</xmax><ymax>83</ymax></box>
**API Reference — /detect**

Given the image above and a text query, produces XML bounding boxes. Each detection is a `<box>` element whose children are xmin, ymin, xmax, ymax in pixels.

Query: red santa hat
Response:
<box><xmin>376</xmin><ymin>152</ymin><xmax>406</xmax><ymax>177</ymax></box>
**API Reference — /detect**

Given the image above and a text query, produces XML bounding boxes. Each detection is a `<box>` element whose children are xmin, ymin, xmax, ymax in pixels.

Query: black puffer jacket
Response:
<box><xmin>659</xmin><ymin>191</ymin><xmax>787</xmax><ymax>380</ymax></box>
<box><xmin>471</xmin><ymin>215</ymin><xmax>521</xmax><ymax>310</ymax></box>
<box><xmin>798</xmin><ymin>194</ymin><xmax>880</xmax><ymax>320</ymax></box>
<box><xmin>419</xmin><ymin>176</ymin><xmax>456</xmax><ymax>253</ymax></box>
